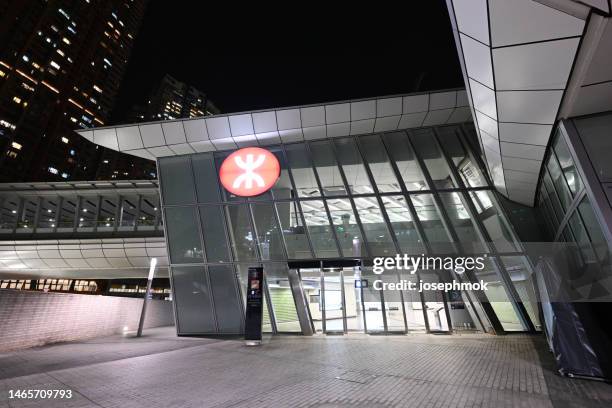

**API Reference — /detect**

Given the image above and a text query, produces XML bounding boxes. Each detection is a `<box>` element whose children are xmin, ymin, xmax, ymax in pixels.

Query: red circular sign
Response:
<box><xmin>219</xmin><ymin>147</ymin><xmax>280</xmax><ymax>197</ymax></box>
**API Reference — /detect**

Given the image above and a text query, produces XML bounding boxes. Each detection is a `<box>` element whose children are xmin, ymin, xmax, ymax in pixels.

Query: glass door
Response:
<box><xmin>341</xmin><ymin>267</ymin><xmax>365</xmax><ymax>332</ymax></box>
<box><xmin>421</xmin><ymin>271</ymin><xmax>451</xmax><ymax>332</ymax></box>
<box><xmin>322</xmin><ymin>268</ymin><xmax>345</xmax><ymax>334</ymax></box>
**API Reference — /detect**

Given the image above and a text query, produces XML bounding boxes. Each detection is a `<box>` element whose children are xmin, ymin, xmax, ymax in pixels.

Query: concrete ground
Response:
<box><xmin>0</xmin><ymin>327</ymin><xmax>611</xmax><ymax>408</ymax></box>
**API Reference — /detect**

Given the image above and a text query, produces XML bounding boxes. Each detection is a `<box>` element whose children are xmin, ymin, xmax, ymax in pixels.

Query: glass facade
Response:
<box><xmin>159</xmin><ymin>124</ymin><xmax>539</xmax><ymax>335</ymax></box>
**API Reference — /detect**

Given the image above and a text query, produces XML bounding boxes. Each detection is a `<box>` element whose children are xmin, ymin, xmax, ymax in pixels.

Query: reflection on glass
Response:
<box><xmin>165</xmin><ymin>207</ymin><xmax>204</xmax><ymax>264</ymax></box>
<box><xmin>553</xmin><ymin>132</ymin><xmax>582</xmax><ymax>196</ymax></box>
<box><xmin>500</xmin><ymin>256</ymin><xmax>541</xmax><ymax>330</ymax></box>
<box><xmin>382</xmin><ymin>132</ymin><xmax>428</xmax><ymax>191</ymax></box>
<box><xmin>421</xmin><ymin>271</ymin><xmax>449</xmax><ymax>331</ymax></box>
<box><xmin>138</xmin><ymin>194</ymin><xmax>159</xmax><ymax>230</ymax></box>
<box><xmin>410</xmin><ymin>128</ymin><xmax>456</xmax><ymax>189</ymax></box>
<box><xmin>399</xmin><ymin>270</ymin><xmax>427</xmax><ymax>332</ymax></box>
<box><xmin>326</xmin><ymin>198</ymin><xmax>366</xmax><ymax>257</ymax></box>
<box><xmin>275</xmin><ymin>202</ymin><xmax>312</xmax><ymax>259</ymax></box>
<box><xmin>357</xmin><ymin>135</ymin><xmax>401</xmax><ymax>192</ymax></box>
<box><xmin>225</xmin><ymin>204</ymin><xmax>258</xmax><ymax>261</ymax></box>
<box><xmin>352</xmin><ymin>196</ymin><xmax>395</xmax><ymax>256</ymax></box>
<box><xmin>470</xmin><ymin>190</ymin><xmax>518</xmax><ymax>253</ymax></box>
<box><xmin>16</xmin><ymin>199</ymin><xmax>36</xmax><ymax>231</ymax></box>
<box><xmin>410</xmin><ymin>194</ymin><xmax>454</xmax><ymax>253</ymax></box>
<box><xmin>199</xmin><ymin>205</ymin><xmax>230</xmax><ymax>262</ymax></box>
<box><xmin>251</xmin><ymin>203</ymin><xmax>285</xmax><ymax>260</ymax></box>
<box><xmin>78</xmin><ymin>198</ymin><xmax>97</xmax><ymax>229</ymax></box>
<box><xmin>309</xmin><ymin>140</ymin><xmax>347</xmax><ymax>197</ymax></box>
<box><xmin>543</xmin><ymin>171</ymin><xmax>565</xmax><ymax>226</ymax></box>
<box><xmin>547</xmin><ymin>153</ymin><xmax>572</xmax><ymax>211</ymax></box>
<box><xmin>440</xmin><ymin>192</ymin><xmax>486</xmax><ymax>253</ymax></box>
<box><xmin>192</xmin><ymin>153</ymin><xmax>221</xmax><ymax>203</ymax></box>
<box><xmin>568</xmin><ymin>211</ymin><xmax>596</xmax><ymax>263</ymax></box>
<box><xmin>57</xmin><ymin>197</ymin><xmax>77</xmax><ymax>231</ymax></box>
<box><xmin>284</xmin><ymin>144</ymin><xmax>321</xmax><ymax>198</ymax></box>
<box><xmin>436</xmin><ymin>126</ymin><xmax>487</xmax><ymax>187</ymax></box>
<box><xmin>361</xmin><ymin>267</ymin><xmax>385</xmax><ymax>332</ymax></box>
<box><xmin>381</xmin><ymin>195</ymin><xmax>424</xmax><ymax>254</ymax></box>
<box><xmin>578</xmin><ymin>197</ymin><xmax>611</xmax><ymax>266</ymax></box>
<box><xmin>159</xmin><ymin>156</ymin><xmax>196</xmax><ymax>205</ymax></box>
<box><xmin>300</xmin><ymin>200</ymin><xmax>339</xmax><ymax>258</ymax></box>
<box><xmin>379</xmin><ymin>271</ymin><xmax>407</xmax><ymax>332</ymax></box>
<box><xmin>333</xmin><ymin>138</ymin><xmax>373</xmax><ymax>194</ymax></box>
<box><xmin>37</xmin><ymin>198</ymin><xmax>58</xmax><ymax>230</ymax></box>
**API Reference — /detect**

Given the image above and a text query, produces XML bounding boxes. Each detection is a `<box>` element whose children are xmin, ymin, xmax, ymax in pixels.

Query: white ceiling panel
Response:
<box><xmin>255</xmin><ymin>132</ymin><xmax>281</xmax><ymax>145</ymax></box>
<box><xmin>582</xmin><ymin>19</ymin><xmax>612</xmax><ymax>85</ymax></box>
<box><xmin>302</xmin><ymin>126</ymin><xmax>326</xmax><ymax>140</ymax></box>
<box><xmin>377</xmin><ymin>97</ymin><xmax>402</xmax><ymax>117</ymax></box>
<box><xmin>124</xmin><ymin>149</ymin><xmax>154</xmax><ymax>160</ymax></box>
<box><xmin>147</xmin><ymin>146</ymin><xmax>174</xmax><ymax>157</ymax></box>
<box><xmin>571</xmin><ymin>82</ymin><xmax>612</xmax><ymax>117</ymax></box>
<box><xmin>116</xmin><ymin>126</ymin><xmax>143</xmax><ymax>151</ymax></box>
<box><xmin>374</xmin><ymin>116</ymin><xmax>400</xmax><ymax>132</ymax></box>
<box><xmin>489</xmin><ymin>0</ymin><xmax>584</xmax><ymax>47</ymax></box>
<box><xmin>422</xmin><ymin>109</ymin><xmax>454</xmax><ymax>126</ymax></box>
<box><xmin>252</xmin><ymin>111</ymin><xmax>278</xmax><ymax>133</ymax></box>
<box><xmin>447</xmin><ymin>107</ymin><xmax>472</xmax><ymax>123</ymax></box>
<box><xmin>429</xmin><ymin>92</ymin><xmax>456</xmax><ymax>110</ymax></box>
<box><xmin>93</xmin><ymin>128</ymin><xmax>118</xmax><ymax>151</ymax></box>
<box><xmin>139</xmin><ymin>124</ymin><xmax>165</xmax><ymax>147</ymax></box>
<box><xmin>161</xmin><ymin>121</ymin><xmax>186</xmax><ymax>145</ymax></box>
<box><xmin>228</xmin><ymin>114</ymin><xmax>254</xmax><ymax>136</ymax></box>
<box><xmin>350</xmin><ymin>119</ymin><xmax>375</xmax><ymax>135</ymax></box>
<box><xmin>500</xmin><ymin>141</ymin><xmax>546</xmax><ymax>161</ymax></box>
<box><xmin>278</xmin><ymin>129</ymin><xmax>303</xmax><ymax>143</ymax></box>
<box><xmin>168</xmin><ymin>143</ymin><xmax>196</xmax><ymax>155</ymax></box>
<box><xmin>497</xmin><ymin>90</ymin><xmax>563</xmax><ymax>124</ymax></box>
<box><xmin>233</xmin><ymin>135</ymin><xmax>257</xmax><ymax>147</ymax></box>
<box><xmin>481</xmin><ymin>130</ymin><xmax>499</xmax><ymax>152</ymax></box>
<box><xmin>398</xmin><ymin>112</ymin><xmax>427</xmax><ymax>128</ymax></box>
<box><xmin>461</xmin><ymin>34</ymin><xmax>494</xmax><ymax>88</ymax></box>
<box><xmin>351</xmin><ymin>100</ymin><xmax>376</xmax><ymax>120</ymax></box>
<box><xmin>456</xmin><ymin>90</ymin><xmax>469</xmax><ymax>106</ymax></box>
<box><xmin>210</xmin><ymin>137</ymin><xmax>237</xmax><ymax>150</ymax></box>
<box><xmin>300</xmin><ymin>106</ymin><xmax>325</xmax><ymax>127</ymax></box>
<box><xmin>475</xmin><ymin>111</ymin><xmax>498</xmax><ymax>139</ymax></box>
<box><xmin>502</xmin><ymin>156</ymin><xmax>542</xmax><ymax>173</ymax></box>
<box><xmin>183</xmin><ymin>118</ymin><xmax>209</xmax><ymax>142</ymax></box>
<box><xmin>205</xmin><ymin>117</ymin><xmax>231</xmax><ymax>140</ymax></box>
<box><xmin>452</xmin><ymin>0</ymin><xmax>490</xmax><ymax>45</ymax></box>
<box><xmin>189</xmin><ymin>140</ymin><xmax>215</xmax><ymax>152</ymax></box>
<box><xmin>498</xmin><ymin>123</ymin><xmax>552</xmax><ymax>146</ymax></box>
<box><xmin>403</xmin><ymin>94</ymin><xmax>429</xmax><ymax>113</ymax></box>
<box><xmin>276</xmin><ymin>109</ymin><xmax>301</xmax><ymax>130</ymax></box>
<box><xmin>325</xmin><ymin>104</ymin><xmax>350</xmax><ymax>124</ymax></box>
<box><xmin>493</xmin><ymin>38</ymin><xmax>579</xmax><ymax>90</ymax></box>
<box><xmin>326</xmin><ymin>123</ymin><xmax>350</xmax><ymax>138</ymax></box>
<box><xmin>78</xmin><ymin>130</ymin><xmax>93</xmax><ymax>142</ymax></box>
<box><xmin>469</xmin><ymin>79</ymin><xmax>497</xmax><ymax>120</ymax></box>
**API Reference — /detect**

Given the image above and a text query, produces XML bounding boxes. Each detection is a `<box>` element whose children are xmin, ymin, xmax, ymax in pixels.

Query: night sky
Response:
<box><xmin>111</xmin><ymin>2</ymin><xmax>463</xmax><ymax>123</ymax></box>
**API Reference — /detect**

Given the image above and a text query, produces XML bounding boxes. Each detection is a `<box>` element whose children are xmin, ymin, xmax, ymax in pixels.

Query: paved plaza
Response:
<box><xmin>0</xmin><ymin>327</ymin><xmax>611</xmax><ymax>407</ymax></box>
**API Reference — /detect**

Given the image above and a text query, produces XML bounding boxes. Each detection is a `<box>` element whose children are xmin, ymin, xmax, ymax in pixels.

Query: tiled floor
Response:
<box><xmin>1</xmin><ymin>327</ymin><xmax>611</xmax><ymax>407</ymax></box>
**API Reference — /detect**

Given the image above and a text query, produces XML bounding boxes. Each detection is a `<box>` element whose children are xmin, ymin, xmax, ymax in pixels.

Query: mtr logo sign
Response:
<box><xmin>219</xmin><ymin>147</ymin><xmax>280</xmax><ymax>197</ymax></box>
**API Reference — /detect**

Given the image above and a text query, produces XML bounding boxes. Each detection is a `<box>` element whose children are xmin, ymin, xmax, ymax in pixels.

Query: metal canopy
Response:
<box><xmin>74</xmin><ymin>89</ymin><xmax>472</xmax><ymax>160</ymax></box>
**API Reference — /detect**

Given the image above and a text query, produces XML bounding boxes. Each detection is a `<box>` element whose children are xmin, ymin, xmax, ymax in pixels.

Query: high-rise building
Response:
<box><xmin>0</xmin><ymin>0</ymin><xmax>154</xmax><ymax>182</ymax></box>
<box><xmin>128</xmin><ymin>74</ymin><xmax>219</xmax><ymax>122</ymax></box>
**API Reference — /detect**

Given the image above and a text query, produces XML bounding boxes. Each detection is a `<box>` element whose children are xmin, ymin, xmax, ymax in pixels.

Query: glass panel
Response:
<box><xmin>300</xmin><ymin>268</ymin><xmax>323</xmax><ymax>332</ymax></box>
<box><xmin>543</xmin><ymin>170</ymin><xmax>565</xmax><ymax>225</ymax></box>
<box><xmin>382</xmin><ymin>132</ymin><xmax>428</xmax><ymax>191</ymax></box>
<box><xmin>436</xmin><ymin>126</ymin><xmax>487</xmax><ymax>187</ymax></box>
<box><xmin>578</xmin><ymin>197</ymin><xmax>611</xmax><ymax>266</ymax></box>
<box><xmin>78</xmin><ymin>198</ymin><xmax>98</xmax><ymax>229</ymax></box>
<box><xmin>171</xmin><ymin>265</ymin><xmax>216</xmax><ymax>333</ymax></box>
<box><xmin>323</xmin><ymin>269</ymin><xmax>344</xmax><ymax>333</ymax></box>
<box><xmin>573</xmin><ymin>113</ymin><xmax>612</xmax><ymax>183</ymax></box>
<box><xmin>16</xmin><ymin>199</ymin><xmax>37</xmax><ymax>231</ymax></box>
<box><xmin>249</xmin><ymin>147</ymin><xmax>293</xmax><ymax>201</ymax></box>
<box><xmin>357</xmin><ymin>135</ymin><xmax>401</xmax><ymax>192</ymax></box>
<box><xmin>118</xmin><ymin>196</ymin><xmax>138</xmax><ymax>229</ymax></box>
<box><xmin>361</xmin><ymin>266</ymin><xmax>385</xmax><ymax>332</ymax></box>
<box><xmin>199</xmin><ymin>205</ymin><xmax>230</xmax><ymax>262</ymax></box>
<box><xmin>500</xmin><ymin>256</ymin><xmax>541</xmax><ymax>330</ymax></box>
<box><xmin>251</xmin><ymin>203</ymin><xmax>286</xmax><ymax>260</ymax></box>
<box><xmin>0</xmin><ymin>196</ymin><xmax>19</xmax><ymax>231</ymax></box>
<box><xmin>469</xmin><ymin>190</ymin><xmax>519</xmax><ymax>253</ymax></box>
<box><xmin>208</xmin><ymin>265</ymin><xmax>243</xmax><ymax>333</ymax></box>
<box><xmin>352</xmin><ymin>196</ymin><xmax>395</xmax><ymax>256</ymax></box>
<box><xmin>225</xmin><ymin>204</ymin><xmax>258</xmax><ymax>261</ymax></box>
<box><xmin>57</xmin><ymin>197</ymin><xmax>77</xmax><ymax>230</ymax></box>
<box><xmin>379</xmin><ymin>270</ymin><xmax>407</xmax><ymax>332</ymax></box>
<box><xmin>192</xmin><ymin>153</ymin><xmax>221</xmax><ymax>203</ymax></box>
<box><xmin>411</xmin><ymin>194</ymin><xmax>454</xmax><ymax>253</ymax></box>
<box><xmin>138</xmin><ymin>194</ymin><xmax>159</xmax><ymax>230</ymax></box>
<box><xmin>473</xmin><ymin>258</ymin><xmax>523</xmax><ymax>331</ymax></box>
<box><xmin>440</xmin><ymin>192</ymin><xmax>486</xmax><ymax>253</ymax></box>
<box><xmin>381</xmin><ymin>195</ymin><xmax>425</xmax><ymax>254</ymax></box>
<box><xmin>421</xmin><ymin>271</ymin><xmax>450</xmax><ymax>331</ymax></box>
<box><xmin>410</xmin><ymin>128</ymin><xmax>456</xmax><ymax>189</ymax></box>
<box><xmin>343</xmin><ymin>267</ymin><xmax>365</xmax><ymax>332</ymax></box>
<box><xmin>399</xmin><ymin>270</ymin><xmax>427</xmax><ymax>332</ymax></box>
<box><xmin>547</xmin><ymin>153</ymin><xmax>572</xmax><ymax>211</ymax></box>
<box><xmin>265</xmin><ymin>263</ymin><xmax>301</xmax><ymax>332</ymax></box>
<box><xmin>568</xmin><ymin>211</ymin><xmax>597</xmax><ymax>263</ymax></box>
<box><xmin>333</xmin><ymin>138</ymin><xmax>374</xmax><ymax>195</ymax></box>
<box><xmin>214</xmin><ymin>151</ymin><xmax>246</xmax><ymax>203</ymax></box>
<box><xmin>38</xmin><ymin>198</ymin><xmax>59</xmax><ymax>230</ymax></box>
<box><xmin>165</xmin><ymin>207</ymin><xmax>204</xmax><ymax>264</ymax></box>
<box><xmin>553</xmin><ymin>133</ymin><xmax>582</xmax><ymax>196</ymax></box>
<box><xmin>326</xmin><ymin>198</ymin><xmax>366</xmax><ymax>257</ymax></box>
<box><xmin>284</xmin><ymin>144</ymin><xmax>321</xmax><ymax>198</ymax></box>
<box><xmin>159</xmin><ymin>156</ymin><xmax>196</xmax><ymax>205</ymax></box>
<box><xmin>300</xmin><ymin>200</ymin><xmax>339</xmax><ymax>258</ymax></box>
<box><xmin>275</xmin><ymin>201</ymin><xmax>312</xmax><ymax>259</ymax></box>
<box><xmin>309</xmin><ymin>140</ymin><xmax>347</xmax><ymax>196</ymax></box>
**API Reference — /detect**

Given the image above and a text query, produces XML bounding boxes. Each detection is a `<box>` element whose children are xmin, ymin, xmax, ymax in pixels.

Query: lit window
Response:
<box><xmin>62</xmin><ymin>37</ymin><xmax>70</xmax><ymax>45</ymax></box>
<box><xmin>70</xmin><ymin>149</ymin><xmax>75</xmax><ymax>156</ymax></box>
<box><xmin>11</xmin><ymin>142</ymin><xmax>22</xmax><ymax>150</ymax></box>
<box><xmin>56</xmin><ymin>49</ymin><xmax>65</xmax><ymax>57</ymax></box>
<box><xmin>67</xmin><ymin>26</ymin><xmax>76</xmax><ymax>34</ymax></box>
<box><xmin>22</xmin><ymin>55</ymin><xmax>29</xmax><ymax>62</ymax></box>
<box><xmin>0</xmin><ymin>70</ymin><xmax>5</xmax><ymax>77</ymax></box>
<box><xmin>61</xmin><ymin>172</ymin><xmax>69</xmax><ymax>179</ymax></box>
<box><xmin>103</xmin><ymin>160</ymin><xmax>109</xmax><ymax>164</ymax></box>
<box><xmin>61</xmin><ymin>137</ymin><xmax>69</xmax><ymax>144</ymax></box>
<box><xmin>93</xmin><ymin>85</ymin><xmax>102</xmax><ymax>93</ymax></box>
<box><xmin>48</xmin><ymin>167</ymin><xmax>58</xmax><ymax>174</ymax></box>
<box><xmin>32</xmin><ymin>62</ymin><xmax>40</xmax><ymax>69</ymax></box>
<box><xmin>58</xmin><ymin>8</ymin><xmax>70</xmax><ymax>19</ymax></box>
<box><xmin>103</xmin><ymin>58</ymin><xmax>112</xmax><ymax>66</ymax></box>
<box><xmin>12</xmin><ymin>96</ymin><xmax>21</xmax><ymax>104</ymax></box>
<box><xmin>50</xmin><ymin>61</ymin><xmax>60</xmax><ymax>70</ymax></box>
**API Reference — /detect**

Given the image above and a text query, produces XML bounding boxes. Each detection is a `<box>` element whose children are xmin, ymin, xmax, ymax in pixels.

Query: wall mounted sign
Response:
<box><xmin>219</xmin><ymin>147</ymin><xmax>280</xmax><ymax>197</ymax></box>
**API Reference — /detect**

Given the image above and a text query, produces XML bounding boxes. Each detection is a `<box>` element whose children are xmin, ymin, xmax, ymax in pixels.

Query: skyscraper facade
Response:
<box><xmin>0</xmin><ymin>0</ymin><xmax>153</xmax><ymax>182</ymax></box>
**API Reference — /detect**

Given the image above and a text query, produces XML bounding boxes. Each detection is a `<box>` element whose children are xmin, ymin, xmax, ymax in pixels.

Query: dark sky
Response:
<box><xmin>111</xmin><ymin>2</ymin><xmax>463</xmax><ymax>123</ymax></box>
